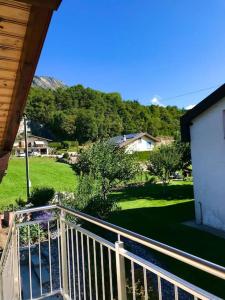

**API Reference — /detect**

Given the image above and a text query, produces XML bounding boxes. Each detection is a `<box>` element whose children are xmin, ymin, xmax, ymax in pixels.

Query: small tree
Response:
<box><xmin>175</xmin><ymin>141</ymin><xmax>192</xmax><ymax>178</ymax></box>
<box><xmin>148</xmin><ymin>144</ymin><xmax>181</xmax><ymax>184</ymax></box>
<box><xmin>74</xmin><ymin>141</ymin><xmax>140</xmax><ymax>218</ymax></box>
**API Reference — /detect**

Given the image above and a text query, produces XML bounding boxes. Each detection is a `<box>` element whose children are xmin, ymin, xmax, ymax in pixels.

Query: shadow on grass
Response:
<box><xmin>109</xmin><ymin>202</ymin><xmax>225</xmax><ymax>297</ymax></box>
<box><xmin>111</xmin><ymin>181</ymin><xmax>194</xmax><ymax>202</ymax></box>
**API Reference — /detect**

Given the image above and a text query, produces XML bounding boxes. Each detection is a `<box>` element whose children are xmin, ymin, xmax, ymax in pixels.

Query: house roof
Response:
<box><xmin>110</xmin><ymin>132</ymin><xmax>159</xmax><ymax>148</ymax></box>
<box><xmin>16</xmin><ymin>134</ymin><xmax>52</xmax><ymax>142</ymax></box>
<box><xmin>180</xmin><ymin>84</ymin><xmax>225</xmax><ymax>142</ymax></box>
<box><xmin>30</xmin><ymin>135</ymin><xmax>52</xmax><ymax>142</ymax></box>
<box><xmin>0</xmin><ymin>0</ymin><xmax>61</xmax><ymax>180</ymax></box>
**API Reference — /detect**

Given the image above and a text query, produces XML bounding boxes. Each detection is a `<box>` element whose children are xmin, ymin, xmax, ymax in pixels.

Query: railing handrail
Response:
<box><xmin>57</xmin><ymin>205</ymin><xmax>225</xmax><ymax>280</ymax></box>
<box><xmin>6</xmin><ymin>204</ymin><xmax>225</xmax><ymax>281</ymax></box>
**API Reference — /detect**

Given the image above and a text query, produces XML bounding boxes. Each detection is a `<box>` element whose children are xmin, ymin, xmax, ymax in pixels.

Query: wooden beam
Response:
<box><xmin>0</xmin><ymin>2</ymin><xmax>30</xmax><ymax>22</ymax></box>
<box><xmin>15</xmin><ymin>0</ymin><xmax>62</xmax><ymax>10</ymax></box>
<box><xmin>2</xmin><ymin>5</ymin><xmax>54</xmax><ymax>151</ymax></box>
<box><xmin>0</xmin><ymin>19</ymin><xmax>27</xmax><ymax>37</ymax></box>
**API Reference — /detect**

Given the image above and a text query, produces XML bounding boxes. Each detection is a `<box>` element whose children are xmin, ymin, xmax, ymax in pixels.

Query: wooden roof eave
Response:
<box><xmin>0</xmin><ymin>0</ymin><xmax>61</xmax><ymax>181</ymax></box>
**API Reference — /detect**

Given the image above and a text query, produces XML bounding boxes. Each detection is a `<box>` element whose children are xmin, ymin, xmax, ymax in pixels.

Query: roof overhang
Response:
<box><xmin>181</xmin><ymin>84</ymin><xmax>225</xmax><ymax>142</ymax></box>
<box><xmin>0</xmin><ymin>0</ymin><xmax>61</xmax><ymax>181</ymax></box>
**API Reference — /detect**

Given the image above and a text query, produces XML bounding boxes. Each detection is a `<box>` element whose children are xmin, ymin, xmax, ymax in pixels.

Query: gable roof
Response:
<box><xmin>16</xmin><ymin>134</ymin><xmax>52</xmax><ymax>142</ymax></box>
<box><xmin>181</xmin><ymin>84</ymin><xmax>225</xmax><ymax>142</ymax></box>
<box><xmin>110</xmin><ymin>132</ymin><xmax>159</xmax><ymax>148</ymax></box>
<box><xmin>0</xmin><ymin>0</ymin><xmax>61</xmax><ymax>180</ymax></box>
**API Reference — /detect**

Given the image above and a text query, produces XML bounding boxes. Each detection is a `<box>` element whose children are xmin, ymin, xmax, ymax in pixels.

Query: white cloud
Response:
<box><xmin>185</xmin><ymin>104</ymin><xmax>195</xmax><ymax>110</ymax></box>
<box><xmin>150</xmin><ymin>96</ymin><xmax>165</xmax><ymax>107</ymax></box>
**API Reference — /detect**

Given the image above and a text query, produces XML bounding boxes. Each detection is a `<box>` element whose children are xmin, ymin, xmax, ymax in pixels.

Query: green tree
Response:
<box><xmin>148</xmin><ymin>144</ymin><xmax>181</xmax><ymax>184</ymax></box>
<box><xmin>74</xmin><ymin>141</ymin><xmax>140</xmax><ymax>218</ymax></box>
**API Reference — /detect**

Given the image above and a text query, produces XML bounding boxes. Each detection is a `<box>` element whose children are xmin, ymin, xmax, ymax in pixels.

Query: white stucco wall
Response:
<box><xmin>125</xmin><ymin>136</ymin><xmax>155</xmax><ymax>153</ymax></box>
<box><xmin>190</xmin><ymin>97</ymin><xmax>225</xmax><ymax>231</ymax></box>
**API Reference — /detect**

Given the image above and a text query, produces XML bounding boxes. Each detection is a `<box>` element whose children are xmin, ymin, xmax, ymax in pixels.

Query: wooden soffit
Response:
<box><xmin>0</xmin><ymin>0</ymin><xmax>61</xmax><ymax>180</ymax></box>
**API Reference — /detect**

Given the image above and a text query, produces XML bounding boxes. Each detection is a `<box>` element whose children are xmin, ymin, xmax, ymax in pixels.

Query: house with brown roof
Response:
<box><xmin>110</xmin><ymin>132</ymin><xmax>159</xmax><ymax>153</ymax></box>
<box><xmin>181</xmin><ymin>84</ymin><xmax>225</xmax><ymax>231</ymax></box>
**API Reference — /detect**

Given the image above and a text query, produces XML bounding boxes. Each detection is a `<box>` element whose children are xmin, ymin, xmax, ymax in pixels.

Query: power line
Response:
<box><xmin>161</xmin><ymin>83</ymin><xmax>224</xmax><ymax>102</ymax></box>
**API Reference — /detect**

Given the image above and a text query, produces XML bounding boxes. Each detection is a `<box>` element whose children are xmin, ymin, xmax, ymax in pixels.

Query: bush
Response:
<box><xmin>134</xmin><ymin>151</ymin><xmax>150</xmax><ymax>162</ymax></box>
<box><xmin>63</xmin><ymin>152</ymin><xmax>70</xmax><ymax>159</ymax></box>
<box><xmin>61</xmin><ymin>141</ymin><xmax>71</xmax><ymax>149</ymax></box>
<box><xmin>49</xmin><ymin>142</ymin><xmax>62</xmax><ymax>149</ymax></box>
<box><xmin>29</xmin><ymin>187</ymin><xmax>55</xmax><ymax>207</ymax></box>
<box><xmin>19</xmin><ymin>224</ymin><xmax>46</xmax><ymax>245</ymax></box>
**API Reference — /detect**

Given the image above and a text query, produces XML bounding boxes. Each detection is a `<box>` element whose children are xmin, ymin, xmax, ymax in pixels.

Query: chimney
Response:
<box><xmin>123</xmin><ymin>135</ymin><xmax>127</xmax><ymax>142</ymax></box>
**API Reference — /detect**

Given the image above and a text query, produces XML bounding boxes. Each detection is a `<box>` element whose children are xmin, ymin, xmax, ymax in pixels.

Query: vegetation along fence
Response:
<box><xmin>0</xmin><ymin>204</ymin><xmax>225</xmax><ymax>299</ymax></box>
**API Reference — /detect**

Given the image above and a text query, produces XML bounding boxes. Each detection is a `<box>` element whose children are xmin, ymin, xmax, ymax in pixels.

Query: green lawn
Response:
<box><xmin>1</xmin><ymin>158</ymin><xmax>225</xmax><ymax>296</ymax></box>
<box><xmin>109</xmin><ymin>181</ymin><xmax>225</xmax><ymax>297</ymax></box>
<box><xmin>0</xmin><ymin>157</ymin><xmax>77</xmax><ymax>210</ymax></box>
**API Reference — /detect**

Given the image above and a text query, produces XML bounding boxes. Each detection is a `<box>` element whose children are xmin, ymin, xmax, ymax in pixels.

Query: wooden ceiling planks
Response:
<box><xmin>0</xmin><ymin>0</ymin><xmax>61</xmax><ymax>181</ymax></box>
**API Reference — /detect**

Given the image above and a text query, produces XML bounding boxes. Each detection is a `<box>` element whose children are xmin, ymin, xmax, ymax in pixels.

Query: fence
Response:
<box><xmin>0</xmin><ymin>204</ymin><xmax>225</xmax><ymax>299</ymax></box>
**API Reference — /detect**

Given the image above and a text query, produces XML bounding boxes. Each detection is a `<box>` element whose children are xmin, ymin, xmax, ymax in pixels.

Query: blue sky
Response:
<box><xmin>36</xmin><ymin>0</ymin><xmax>225</xmax><ymax>108</ymax></box>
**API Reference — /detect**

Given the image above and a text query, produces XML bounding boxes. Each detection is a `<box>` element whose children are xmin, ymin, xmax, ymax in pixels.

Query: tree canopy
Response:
<box><xmin>26</xmin><ymin>85</ymin><xmax>185</xmax><ymax>143</ymax></box>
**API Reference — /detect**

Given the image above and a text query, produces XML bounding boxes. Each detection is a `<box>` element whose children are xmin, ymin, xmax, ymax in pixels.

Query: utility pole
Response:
<box><xmin>24</xmin><ymin>116</ymin><xmax>30</xmax><ymax>201</ymax></box>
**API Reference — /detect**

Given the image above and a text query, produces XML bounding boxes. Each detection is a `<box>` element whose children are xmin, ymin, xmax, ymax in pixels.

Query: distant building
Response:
<box><xmin>13</xmin><ymin>135</ymin><xmax>52</xmax><ymax>156</ymax></box>
<box><xmin>110</xmin><ymin>132</ymin><xmax>159</xmax><ymax>153</ymax></box>
<box><xmin>181</xmin><ymin>84</ymin><xmax>225</xmax><ymax>231</ymax></box>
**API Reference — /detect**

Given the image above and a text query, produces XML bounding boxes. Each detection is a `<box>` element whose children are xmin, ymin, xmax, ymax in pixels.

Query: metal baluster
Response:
<box><xmin>17</xmin><ymin>227</ymin><xmax>22</xmax><ymax>300</ymax></box>
<box><xmin>81</xmin><ymin>232</ymin><xmax>86</xmax><ymax>300</ymax></box>
<box><xmin>71</xmin><ymin>228</ymin><xmax>76</xmax><ymax>299</ymax></box>
<box><xmin>13</xmin><ymin>225</ymin><xmax>20</xmax><ymax>299</ymax></box>
<box><xmin>38</xmin><ymin>224</ymin><xmax>43</xmax><ymax>296</ymax></box>
<box><xmin>157</xmin><ymin>275</ymin><xmax>162</xmax><ymax>300</ymax></box>
<box><xmin>174</xmin><ymin>285</ymin><xmax>179</xmax><ymax>300</ymax></box>
<box><xmin>100</xmin><ymin>244</ymin><xmax>105</xmax><ymax>300</ymax></box>
<box><xmin>67</xmin><ymin>225</ymin><xmax>71</xmax><ymax>298</ymax></box>
<box><xmin>131</xmin><ymin>261</ymin><xmax>136</xmax><ymax>300</ymax></box>
<box><xmin>57</xmin><ymin>219</ymin><xmax>62</xmax><ymax>290</ymax></box>
<box><xmin>115</xmin><ymin>241</ymin><xmax>127</xmax><ymax>300</ymax></box>
<box><xmin>60</xmin><ymin>211</ymin><xmax>69</xmax><ymax>298</ymax></box>
<box><xmin>28</xmin><ymin>225</ymin><xmax>33</xmax><ymax>299</ymax></box>
<box><xmin>93</xmin><ymin>240</ymin><xmax>98</xmax><ymax>300</ymax></box>
<box><xmin>143</xmin><ymin>268</ymin><xmax>148</xmax><ymax>300</ymax></box>
<box><xmin>87</xmin><ymin>236</ymin><xmax>92</xmax><ymax>300</ymax></box>
<box><xmin>108</xmin><ymin>248</ymin><xmax>113</xmax><ymax>300</ymax></box>
<box><xmin>76</xmin><ymin>230</ymin><xmax>81</xmax><ymax>300</ymax></box>
<box><xmin>48</xmin><ymin>221</ymin><xmax>53</xmax><ymax>293</ymax></box>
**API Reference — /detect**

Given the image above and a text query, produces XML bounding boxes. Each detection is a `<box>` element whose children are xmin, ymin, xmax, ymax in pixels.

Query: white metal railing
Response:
<box><xmin>0</xmin><ymin>204</ymin><xmax>225</xmax><ymax>299</ymax></box>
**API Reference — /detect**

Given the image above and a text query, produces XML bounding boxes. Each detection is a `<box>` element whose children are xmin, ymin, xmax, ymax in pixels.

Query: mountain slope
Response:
<box><xmin>32</xmin><ymin>76</ymin><xmax>65</xmax><ymax>90</ymax></box>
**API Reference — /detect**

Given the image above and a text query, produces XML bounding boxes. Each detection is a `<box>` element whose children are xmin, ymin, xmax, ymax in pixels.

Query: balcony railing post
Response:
<box><xmin>60</xmin><ymin>211</ymin><xmax>69</xmax><ymax>299</ymax></box>
<box><xmin>12</xmin><ymin>224</ymin><xmax>19</xmax><ymax>299</ymax></box>
<box><xmin>115</xmin><ymin>241</ymin><xmax>127</xmax><ymax>300</ymax></box>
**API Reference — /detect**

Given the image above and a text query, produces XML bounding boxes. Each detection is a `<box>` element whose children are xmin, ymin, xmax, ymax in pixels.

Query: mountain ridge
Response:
<box><xmin>32</xmin><ymin>75</ymin><xmax>66</xmax><ymax>90</ymax></box>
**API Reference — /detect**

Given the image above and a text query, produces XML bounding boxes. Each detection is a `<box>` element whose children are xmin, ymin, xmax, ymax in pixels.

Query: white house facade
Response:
<box><xmin>110</xmin><ymin>133</ymin><xmax>159</xmax><ymax>153</ymax></box>
<box><xmin>14</xmin><ymin>135</ymin><xmax>52</xmax><ymax>156</ymax></box>
<box><xmin>181</xmin><ymin>84</ymin><xmax>225</xmax><ymax>231</ymax></box>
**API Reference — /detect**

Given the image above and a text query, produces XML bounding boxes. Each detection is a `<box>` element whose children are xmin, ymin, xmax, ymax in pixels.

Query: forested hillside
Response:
<box><xmin>26</xmin><ymin>84</ymin><xmax>185</xmax><ymax>143</ymax></box>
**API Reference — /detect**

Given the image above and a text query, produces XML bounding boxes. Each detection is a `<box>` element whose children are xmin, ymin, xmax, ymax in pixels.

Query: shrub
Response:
<box><xmin>63</xmin><ymin>152</ymin><xmax>70</xmax><ymax>159</ymax></box>
<box><xmin>49</xmin><ymin>142</ymin><xmax>62</xmax><ymax>149</ymax></box>
<box><xmin>19</xmin><ymin>224</ymin><xmax>46</xmax><ymax>245</ymax></box>
<box><xmin>134</xmin><ymin>151</ymin><xmax>150</xmax><ymax>162</ymax></box>
<box><xmin>61</xmin><ymin>141</ymin><xmax>71</xmax><ymax>149</ymax></box>
<box><xmin>29</xmin><ymin>187</ymin><xmax>55</xmax><ymax>207</ymax></box>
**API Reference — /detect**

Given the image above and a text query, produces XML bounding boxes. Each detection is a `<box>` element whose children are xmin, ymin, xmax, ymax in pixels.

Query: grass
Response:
<box><xmin>1</xmin><ymin>157</ymin><xmax>225</xmax><ymax>296</ymax></box>
<box><xmin>0</xmin><ymin>157</ymin><xmax>77</xmax><ymax>210</ymax></box>
<box><xmin>109</xmin><ymin>181</ymin><xmax>225</xmax><ymax>297</ymax></box>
